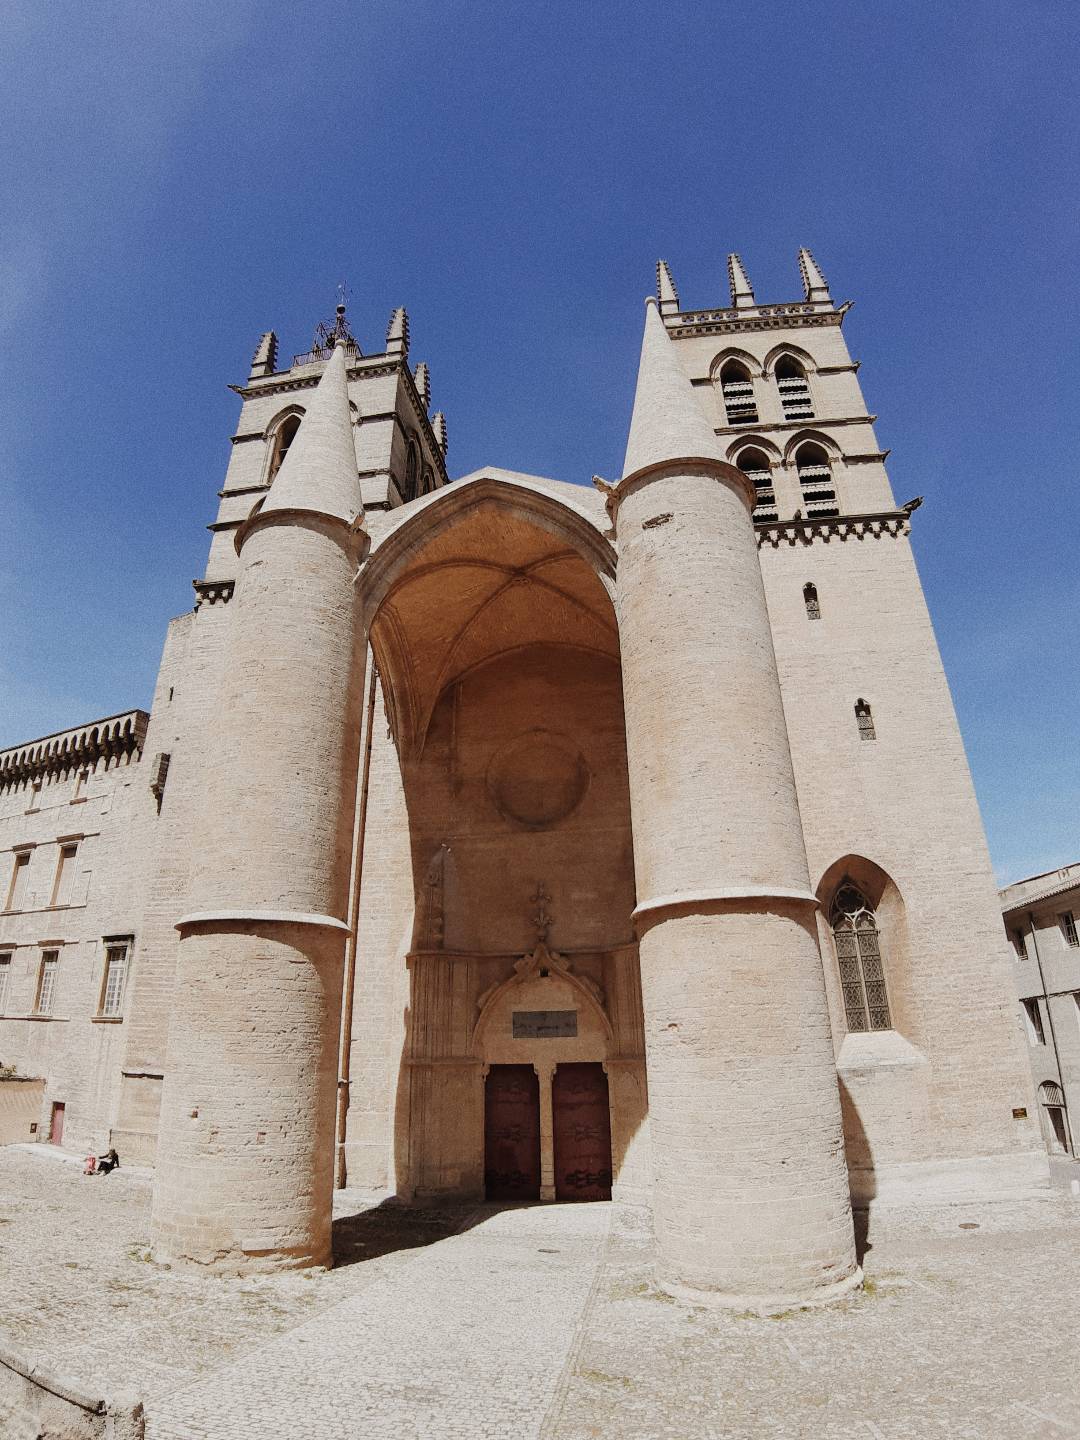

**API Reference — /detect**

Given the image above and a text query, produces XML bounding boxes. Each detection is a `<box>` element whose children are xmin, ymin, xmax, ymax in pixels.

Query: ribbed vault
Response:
<box><xmin>366</xmin><ymin>488</ymin><xmax>619</xmax><ymax>757</ymax></box>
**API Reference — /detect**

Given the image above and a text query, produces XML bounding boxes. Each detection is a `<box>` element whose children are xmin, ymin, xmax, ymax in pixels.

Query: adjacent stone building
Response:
<box><xmin>1001</xmin><ymin>863</ymin><xmax>1080</xmax><ymax>1160</ymax></box>
<box><xmin>0</xmin><ymin>254</ymin><xmax>1046</xmax><ymax>1309</ymax></box>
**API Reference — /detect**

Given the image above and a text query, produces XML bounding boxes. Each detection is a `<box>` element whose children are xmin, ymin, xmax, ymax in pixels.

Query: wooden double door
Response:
<box><xmin>483</xmin><ymin>1062</ymin><xmax>612</xmax><ymax>1203</ymax></box>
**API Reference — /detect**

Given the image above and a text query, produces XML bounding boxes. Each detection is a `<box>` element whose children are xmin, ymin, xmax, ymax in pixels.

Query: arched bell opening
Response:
<box><xmin>350</xmin><ymin>481</ymin><xmax>649</xmax><ymax>1206</ymax></box>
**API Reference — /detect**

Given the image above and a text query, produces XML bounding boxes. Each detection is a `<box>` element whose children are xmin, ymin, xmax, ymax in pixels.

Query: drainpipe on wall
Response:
<box><xmin>1028</xmin><ymin>911</ymin><xmax>1073</xmax><ymax>1157</ymax></box>
<box><xmin>335</xmin><ymin>656</ymin><xmax>379</xmax><ymax>1189</ymax></box>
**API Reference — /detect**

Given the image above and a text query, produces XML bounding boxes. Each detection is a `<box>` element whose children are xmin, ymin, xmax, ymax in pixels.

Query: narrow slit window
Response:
<box><xmin>855</xmin><ymin>699</ymin><xmax>876</xmax><ymax>741</ymax></box>
<box><xmin>0</xmin><ymin>955</ymin><xmax>10</xmax><ymax>1015</ymax></box>
<box><xmin>36</xmin><ymin>951</ymin><xmax>59</xmax><ymax>1016</ymax></box>
<box><xmin>1012</xmin><ymin>929</ymin><xmax>1028</xmax><ymax>960</ymax></box>
<box><xmin>831</xmin><ymin>883</ymin><xmax>891</xmax><ymax>1032</ymax></box>
<box><xmin>803</xmin><ymin>582</ymin><xmax>821</xmax><ymax>620</ymax></box>
<box><xmin>1021</xmin><ymin>997</ymin><xmax>1046</xmax><ymax>1046</ymax></box>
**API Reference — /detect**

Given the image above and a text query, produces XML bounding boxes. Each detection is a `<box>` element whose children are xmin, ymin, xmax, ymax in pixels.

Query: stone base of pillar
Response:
<box><xmin>638</xmin><ymin>902</ymin><xmax>859</xmax><ymax>1306</ymax></box>
<box><xmin>151</xmin><ymin>921</ymin><xmax>344</xmax><ymax>1274</ymax></box>
<box><xmin>660</xmin><ymin>1265</ymin><xmax>864</xmax><ymax>1316</ymax></box>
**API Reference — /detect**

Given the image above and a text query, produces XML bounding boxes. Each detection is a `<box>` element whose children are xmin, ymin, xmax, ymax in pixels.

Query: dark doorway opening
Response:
<box><xmin>49</xmin><ymin>1102</ymin><xmax>65</xmax><ymax>1145</ymax></box>
<box><xmin>484</xmin><ymin>1065</ymin><xmax>540</xmax><ymax>1201</ymax></box>
<box><xmin>553</xmin><ymin>1062</ymin><xmax>612</xmax><ymax>1201</ymax></box>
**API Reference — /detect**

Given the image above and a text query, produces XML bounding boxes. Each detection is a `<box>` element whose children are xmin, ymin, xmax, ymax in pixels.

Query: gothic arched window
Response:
<box><xmin>775</xmin><ymin>355</ymin><xmax>814</xmax><ymax>420</ymax></box>
<box><xmin>832</xmin><ymin>882</ymin><xmax>891</xmax><ymax>1032</ymax></box>
<box><xmin>795</xmin><ymin>442</ymin><xmax>838</xmax><ymax>518</ymax></box>
<box><xmin>268</xmin><ymin>414</ymin><xmax>302</xmax><ymax>483</ymax></box>
<box><xmin>719</xmin><ymin>360</ymin><xmax>757</xmax><ymax>425</ymax></box>
<box><xmin>403</xmin><ymin>440</ymin><xmax>421</xmax><ymax>502</ymax></box>
<box><xmin>735</xmin><ymin>447</ymin><xmax>776</xmax><ymax>523</ymax></box>
<box><xmin>803</xmin><ymin>582</ymin><xmax>821</xmax><ymax>620</ymax></box>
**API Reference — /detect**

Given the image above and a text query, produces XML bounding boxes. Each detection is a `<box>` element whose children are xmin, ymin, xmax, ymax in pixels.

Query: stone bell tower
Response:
<box><xmin>611</xmin><ymin>299</ymin><xmax>860</xmax><ymax>1310</ymax></box>
<box><xmin>150</xmin><ymin>340</ymin><xmax>367</xmax><ymax>1270</ymax></box>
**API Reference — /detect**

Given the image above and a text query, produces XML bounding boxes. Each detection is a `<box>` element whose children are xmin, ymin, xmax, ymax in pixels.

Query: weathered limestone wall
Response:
<box><xmin>342</xmin><ymin>675</ymin><xmax>414</xmax><ymax>1193</ymax></box>
<box><xmin>761</xmin><ymin>529</ymin><xmax>1044</xmax><ymax>1197</ymax></box>
<box><xmin>672</xmin><ymin>317</ymin><xmax>896</xmax><ymax>517</ymax></box>
<box><xmin>0</xmin><ymin>722</ymin><xmax>148</xmax><ymax>1155</ymax></box>
<box><xmin>0</xmin><ymin>1078</ymin><xmax>45</xmax><ymax>1145</ymax></box>
<box><xmin>115</xmin><ymin>606</ymin><xmax>234</xmax><ymax>1162</ymax></box>
<box><xmin>152</xmin><ymin>514</ymin><xmax>364</xmax><ymax>1270</ymax></box>
<box><xmin>616</xmin><ymin>461</ymin><xmax>858</xmax><ymax>1308</ymax></box>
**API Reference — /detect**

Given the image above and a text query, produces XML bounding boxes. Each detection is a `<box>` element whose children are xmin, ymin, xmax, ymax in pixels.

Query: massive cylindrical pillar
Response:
<box><xmin>152</xmin><ymin>343</ymin><xmax>366</xmax><ymax>1272</ymax></box>
<box><xmin>615</xmin><ymin>429</ymin><xmax>858</xmax><ymax>1308</ymax></box>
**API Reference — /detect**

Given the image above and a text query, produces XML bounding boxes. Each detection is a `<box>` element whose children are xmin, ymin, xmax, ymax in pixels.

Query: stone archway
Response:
<box><xmin>349</xmin><ymin>479</ymin><xmax>649</xmax><ymax>1206</ymax></box>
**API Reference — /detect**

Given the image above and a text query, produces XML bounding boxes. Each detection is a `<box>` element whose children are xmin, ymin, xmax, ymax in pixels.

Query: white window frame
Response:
<box><xmin>98</xmin><ymin>940</ymin><xmax>130</xmax><ymax>1018</ymax></box>
<box><xmin>35</xmin><ymin>951</ymin><xmax>59</xmax><ymax>1016</ymax></box>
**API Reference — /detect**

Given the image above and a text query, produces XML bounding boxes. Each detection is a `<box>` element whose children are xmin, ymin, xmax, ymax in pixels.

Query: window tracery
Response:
<box><xmin>831</xmin><ymin>882</ymin><xmax>891</xmax><ymax>1032</ymax></box>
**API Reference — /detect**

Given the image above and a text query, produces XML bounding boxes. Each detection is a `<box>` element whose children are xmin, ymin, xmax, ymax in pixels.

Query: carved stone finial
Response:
<box><xmin>413</xmin><ymin>361</ymin><xmax>430</xmax><ymax>411</ymax></box>
<box><xmin>249</xmin><ymin>331</ymin><xmax>278</xmax><ymax>380</ymax></box>
<box><xmin>530</xmin><ymin>880</ymin><xmax>553</xmax><ymax>944</ymax></box>
<box><xmin>433</xmin><ymin>411</ymin><xmax>448</xmax><ymax>456</ymax></box>
<box><xmin>386</xmin><ymin>306</ymin><xmax>410</xmax><ymax>358</ymax></box>
<box><xmin>656</xmin><ymin>259</ymin><xmax>679</xmax><ymax>314</ymax></box>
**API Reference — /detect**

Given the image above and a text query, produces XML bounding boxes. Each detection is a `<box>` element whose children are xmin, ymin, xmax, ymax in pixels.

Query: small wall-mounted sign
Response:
<box><xmin>1011</xmin><ymin>1107</ymin><xmax>1028</xmax><ymax>1119</ymax></box>
<box><xmin>513</xmin><ymin>1010</ymin><xmax>578</xmax><ymax>1039</ymax></box>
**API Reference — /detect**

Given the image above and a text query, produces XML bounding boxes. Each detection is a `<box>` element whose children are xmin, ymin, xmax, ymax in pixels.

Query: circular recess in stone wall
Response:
<box><xmin>486</xmin><ymin>729</ymin><xmax>590</xmax><ymax>830</ymax></box>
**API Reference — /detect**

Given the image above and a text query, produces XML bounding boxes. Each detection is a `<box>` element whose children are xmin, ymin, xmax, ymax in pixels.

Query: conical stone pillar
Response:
<box><xmin>151</xmin><ymin>342</ymin><xmax>366</xmax><ymax>1272</ymax></box>
<box><xmin>614</xmin><ymin>300</ymin><xmax>858</xmax><ymax>1311</ymax></box>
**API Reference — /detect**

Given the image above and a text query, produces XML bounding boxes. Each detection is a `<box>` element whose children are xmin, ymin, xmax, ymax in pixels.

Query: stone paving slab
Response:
<box><xmin>1</xmin><ymin>1146</ymin><xmax>1078</xmax><ymax>1439</ymax></box>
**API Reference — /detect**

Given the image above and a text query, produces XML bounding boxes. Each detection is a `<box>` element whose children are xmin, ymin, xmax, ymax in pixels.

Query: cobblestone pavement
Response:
<box><xmin>1</xmin><ymin>1145</ymin><xmax>1078</xmax><ymax>1438</ymax></box>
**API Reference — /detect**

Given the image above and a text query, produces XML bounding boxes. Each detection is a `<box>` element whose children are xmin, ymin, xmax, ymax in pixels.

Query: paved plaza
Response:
<box><xmin>0</xmin><ymin>1145</ymin><xmax>1077</xmax><ymax>1439</ymax></box>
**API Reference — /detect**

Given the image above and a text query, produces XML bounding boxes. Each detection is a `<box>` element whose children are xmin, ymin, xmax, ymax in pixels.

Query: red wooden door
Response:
<box><xmin>553</xmin><ymin>1063</ymin><xmax>612</xmax><ymax>1201</ymax></box>
<box><xmin>484</xmin><ymin>1065</ymin><xmax>540</xmax><ymax>1201</ymax></box>
<box><xmin>49</xmin><ymin>1102</ymin><xmax>65</xmax><ymax>1145</ymax></box>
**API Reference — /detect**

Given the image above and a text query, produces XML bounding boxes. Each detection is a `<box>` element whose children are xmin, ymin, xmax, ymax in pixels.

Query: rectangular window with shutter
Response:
<box><xmin>6</xmin><ymin>852</ymin><xmax>31</xmax><ymax>912</ymax></box>
<box><xmin>1058</xmin><ymin>912</ymin><xmax>1078</xmax><ymax>948</ymax></box>
<box><xmin>99</xmin><ymin>942</ymin><xmax>129</xmax><ymax>1017</ymax></box>
<box><xmin>35</xmin><ymin>952</ymin><xmax>59</xmax><ymax>1016</ymax></box>
<box><xmin>50</xmin><ymin>843</ymin><xmax>78</xmax><ymax>907</ymax></box>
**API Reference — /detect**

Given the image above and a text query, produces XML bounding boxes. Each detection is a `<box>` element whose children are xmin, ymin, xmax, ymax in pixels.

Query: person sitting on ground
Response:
<box><xmin>96</xmin><ymin>1147</ymin><xmax>120</xmax><ymax>1175</ymax></box>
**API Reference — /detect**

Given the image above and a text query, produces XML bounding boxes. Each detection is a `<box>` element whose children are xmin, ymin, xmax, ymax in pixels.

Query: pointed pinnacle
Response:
<box><xmin>433</xmin><ymin>411</ymin><xmax>448</xmax><ymax>456</ymax></box>
<box><xmin>798</xmin><ymin>248</ymin><xmax>831</xmax><ymax>302</ymax></box>
<box><xmin>622</xmin><ymin>298</ymin><xmax>725</xmax><ymax>480</ymax></box>
<box><xmin>413</xmin><ymin>362</ymin><xmax>431</xmax><ymax>411</ymax></box>
<box><xmin>727</xmin><ymin>254</ymin><xmax>755</xmax><ymax>309</ymax></box>
<box><xmin>248</xmin><ymin>331</ymin><xmax>278</xmax><ymax>380</ymax></box>
<box><xmin>386</xmin><ymin>306</ymin><xmax>410</xmax><ymax>356</ymax></box>
<box><xmin>656</xmin><ymin>259</ymin><xmax>679</xmax><ymax>313</ymax></box>
<box><xmin>260</xmin><ymin>342</ymin><xmax>363</xmax><ymax>526</ymax></box>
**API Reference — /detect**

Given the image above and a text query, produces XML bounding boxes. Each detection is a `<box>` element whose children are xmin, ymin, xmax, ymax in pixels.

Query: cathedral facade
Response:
<box><xmin>0</xmin><ymin>253</ymin><xmax>1045</xmax><ymax>1310</ymax></box>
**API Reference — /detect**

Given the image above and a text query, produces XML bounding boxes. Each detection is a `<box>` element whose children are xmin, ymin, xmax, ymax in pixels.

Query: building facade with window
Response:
<box><xmin>1001</xmin><ymin>863</ymin><xmax>1080</xmax><ymax>1162</ymax></box>
<box><xmin>0</xmin><ymin>255</ymin><xmax>1044</xmax><ymax>1311</ymax></box>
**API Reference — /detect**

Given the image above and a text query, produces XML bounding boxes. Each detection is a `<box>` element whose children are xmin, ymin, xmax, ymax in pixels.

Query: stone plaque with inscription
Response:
<box><xmin>512</xmin><ymin>1010</ymin><xmax>578</xmax><ymax>1039</ymax></box>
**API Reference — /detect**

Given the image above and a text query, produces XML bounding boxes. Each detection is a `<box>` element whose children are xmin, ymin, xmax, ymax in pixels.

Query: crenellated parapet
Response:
<box><xmin>0</xmin><ymin>709</ymin><xmax>148</xmax><ymax>791</ymax></box>
<box><xmin>756</xmin><ymin>510</ymin><xmax>911</xmax><ymax>548</ymax></box>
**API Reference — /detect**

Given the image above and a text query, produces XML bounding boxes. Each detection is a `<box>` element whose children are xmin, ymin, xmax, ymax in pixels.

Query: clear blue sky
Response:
<box><xmin>2</xmin><ymin>1</ymin><xmax>1077</xmax><ymax>884</ymax></box>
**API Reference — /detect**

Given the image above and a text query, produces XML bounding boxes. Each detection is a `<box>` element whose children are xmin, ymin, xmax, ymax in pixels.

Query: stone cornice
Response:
<box><xmin>712</xmin><ymin>414</ymin><xmax>878</xmax><ymax>435</ymax></box>
<box><xmin>193</xmin><ymin>578</ymin><xmax>236</xmax><ymax>610</ymax></box>
<box><xmin>667</xmin><ymin>301</ymin><xmax>849</xmax><ymax>341</ymax></box>
<box><xmin>756</xmin><ymin>510</ymin><xmax>911</xmax><ymax>548</ymax></box>
<box><xmin>0</xmin><ymin>710</ymin><xmax>148</xmax><ymax>789</ymax></box>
